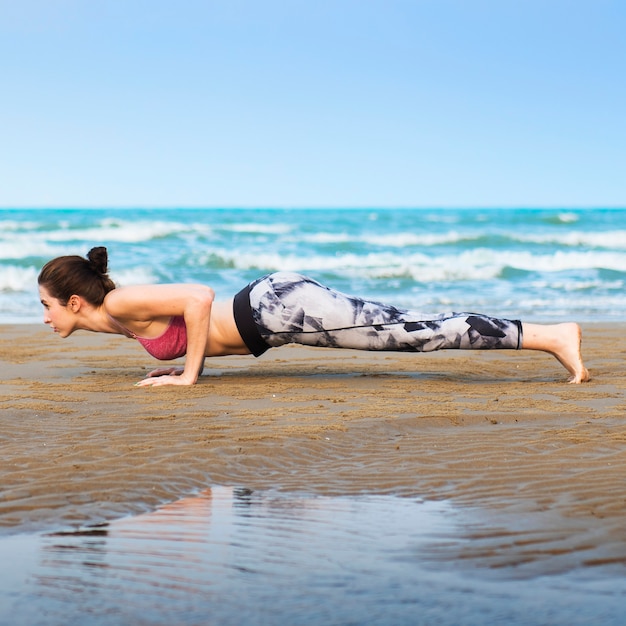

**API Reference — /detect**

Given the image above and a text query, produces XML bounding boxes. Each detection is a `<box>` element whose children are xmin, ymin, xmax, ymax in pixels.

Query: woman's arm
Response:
<box><xmin>104</xmin><ymin>284</ymin><xmax>215</xmax><ymax>386</ymax></box>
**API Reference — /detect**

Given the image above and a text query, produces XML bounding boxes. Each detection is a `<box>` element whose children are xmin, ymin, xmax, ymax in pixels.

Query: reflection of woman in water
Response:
<box><xmin>38</xmin><ymin>247</ymin><xmax>589</xmax><ymax>387</ymax></box>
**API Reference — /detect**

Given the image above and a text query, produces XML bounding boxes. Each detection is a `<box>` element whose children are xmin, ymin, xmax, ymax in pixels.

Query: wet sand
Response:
<box><xmin>2</xmin><ymin>323</ymin><xmax>626</xmax><ymax>557</ymax></box>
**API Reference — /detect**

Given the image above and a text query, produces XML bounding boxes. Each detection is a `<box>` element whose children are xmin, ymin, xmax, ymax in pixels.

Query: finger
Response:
<box><xmin>135</xmin><ymin>376</ymin><xmax>165</xmax><ymax>386</ymax></box>
<box><xmin>135</xmin><ymin>375</ymin><xmax>181</xmax><ymax>387</ymax></box>
<box><xmin>147</xmin><ymin>368</ymin><xmax>171</xmax><ymax>378</ymax></box>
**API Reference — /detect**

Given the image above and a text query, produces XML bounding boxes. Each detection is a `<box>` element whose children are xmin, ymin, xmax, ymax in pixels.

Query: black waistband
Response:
<box><xmin>233</xmin><ymin>283</ymin><xmax>271</xmax><ymax>357</ymax></box>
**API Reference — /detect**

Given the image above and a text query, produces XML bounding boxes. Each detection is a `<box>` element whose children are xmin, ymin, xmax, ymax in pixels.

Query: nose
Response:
<box><xmin>43</xmin><ymin>310</ymin><xmax>51</xmax><ymax>324</ymax></box>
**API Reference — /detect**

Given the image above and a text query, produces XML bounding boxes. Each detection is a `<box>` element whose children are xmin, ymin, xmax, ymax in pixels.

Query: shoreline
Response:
<box><xmin>2</xmin><ymin>323</ymin><xmax>626</xmax><ymax>541</ymax></box>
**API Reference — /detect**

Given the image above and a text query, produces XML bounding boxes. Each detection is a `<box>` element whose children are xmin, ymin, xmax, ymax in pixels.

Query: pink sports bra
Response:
<box><xmin>109</xmin><ymin>315</ymin><xmax>188</xmax><ymax>360</ymax></box>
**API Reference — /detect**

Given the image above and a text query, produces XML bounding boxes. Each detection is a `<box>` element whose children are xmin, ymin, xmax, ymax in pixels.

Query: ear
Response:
<box><xmin>68</xmin><ymin>295</ymin><xmax>82</xmax><ymax>312</ymax></box>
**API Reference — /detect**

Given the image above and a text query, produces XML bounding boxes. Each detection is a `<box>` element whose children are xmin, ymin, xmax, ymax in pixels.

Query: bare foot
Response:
<box><xmin>557</xmin><ymin>323</ymin><xmax>590</xmax><ymax>383</ymax></box>
<box><xmin>522</xmin><ymin>322</ymin><xmax>590</xmax><ymax>383</ymax></box>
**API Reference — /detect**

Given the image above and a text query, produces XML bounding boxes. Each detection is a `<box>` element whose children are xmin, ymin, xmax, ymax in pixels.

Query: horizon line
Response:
<box><xmin>2</xmin><ymin>205</ymin><xmax>625</xmax><ymax>211</ymax></box>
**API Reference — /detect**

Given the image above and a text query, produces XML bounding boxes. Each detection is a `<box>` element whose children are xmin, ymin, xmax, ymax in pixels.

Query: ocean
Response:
<box><xmin>1</xmin><ymin>207</ymin><xmax>625</xmax><ymax>325</ymax></box>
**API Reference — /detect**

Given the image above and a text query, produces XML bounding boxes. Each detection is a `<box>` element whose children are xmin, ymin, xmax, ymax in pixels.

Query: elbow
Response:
<box><xmin>201</xmin><ymin>285</ymin><xmax>215</xmax><ymax>303</ymax></box>
<box><xmin>179</xmin><ymin>285</ymin><xmax>215</xmax><ymax>325</ymax></box>
<box><xmin>193</xmin><ymin>286</ymin><xmax>215</xmax><ymax>316</ymax></box>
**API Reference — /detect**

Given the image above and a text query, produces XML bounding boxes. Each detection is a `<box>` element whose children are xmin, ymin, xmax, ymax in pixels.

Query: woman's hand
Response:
<box><xmin>135</xmin><ymin>371</ymin><xmax>196</xmax><ymax>387</ymax></box>
<box><xmin>146</xmin><ymin>366</ymin><xmax>185</xmax><ymax>378</ymax></box>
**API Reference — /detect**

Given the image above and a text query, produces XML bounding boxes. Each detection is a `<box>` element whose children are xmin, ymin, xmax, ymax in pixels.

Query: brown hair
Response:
<box><xmin>38</xmin><ymin>246</ymin><xmax>116</xmax><ymax>306</ymax></box>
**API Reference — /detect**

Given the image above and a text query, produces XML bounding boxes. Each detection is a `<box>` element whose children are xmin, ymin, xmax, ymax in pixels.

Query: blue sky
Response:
<box><xmin>1</xmin><ymin>0</ymin><xmax>624</xmax><ymax>208</ymax></box>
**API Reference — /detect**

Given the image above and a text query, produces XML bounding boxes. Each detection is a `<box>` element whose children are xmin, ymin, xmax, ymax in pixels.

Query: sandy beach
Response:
<box><xmin>2</xmin><ymin>322</ymin><xmax>626</xmax><ymax>566</ymax></box>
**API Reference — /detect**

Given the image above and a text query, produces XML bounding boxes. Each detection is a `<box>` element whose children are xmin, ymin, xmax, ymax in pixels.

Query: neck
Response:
<box><xmin>75</xmin><ymin>304</ymin><xmax>123</xmax><ymax>335</ymax></box>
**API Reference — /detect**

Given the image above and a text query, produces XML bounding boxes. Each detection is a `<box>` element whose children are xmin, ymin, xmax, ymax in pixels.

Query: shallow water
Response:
<box><xmin>1</xmin><ymin>487</ymin><xmax>625</xmax><ymax>626</ymax></box>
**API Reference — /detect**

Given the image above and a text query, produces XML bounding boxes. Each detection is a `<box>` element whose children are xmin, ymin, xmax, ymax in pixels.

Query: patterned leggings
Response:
<box><xmin>235</xmin><ymin>272</ymin><xmax>522</xmax><ymax>356</ymax></box>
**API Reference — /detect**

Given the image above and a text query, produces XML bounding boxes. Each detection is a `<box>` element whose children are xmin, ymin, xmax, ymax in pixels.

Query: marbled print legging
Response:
<box><xmin>247</xmin><ymin>272</ymin><xmax>522</xmax><ymax>352</ymax></box>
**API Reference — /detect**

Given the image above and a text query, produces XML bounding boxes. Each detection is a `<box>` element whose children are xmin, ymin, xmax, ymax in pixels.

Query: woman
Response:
<box><xmin>38</xmin><ymin>247</ymin><xmax>589</xmax><ymax>386</ymax></box>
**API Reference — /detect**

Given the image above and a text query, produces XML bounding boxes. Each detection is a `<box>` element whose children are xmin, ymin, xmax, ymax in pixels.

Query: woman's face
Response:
<box><xmin>39</xmin><ymin>285</ymin><xmax>75</xmax><ymax>338</ymax></box>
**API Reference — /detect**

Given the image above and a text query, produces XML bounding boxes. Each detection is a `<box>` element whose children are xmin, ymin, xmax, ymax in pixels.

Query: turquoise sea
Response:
<box><xmin>1</xmin><ymin>207</ymin><xmax>626</xmax><ymax>324</ymax></box>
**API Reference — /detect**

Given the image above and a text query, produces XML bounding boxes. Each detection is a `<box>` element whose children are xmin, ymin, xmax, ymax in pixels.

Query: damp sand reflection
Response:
<box><xmin>1</xmin><ymin>487</ymin><xmax>626</xmax><ymax>625</ymax></box>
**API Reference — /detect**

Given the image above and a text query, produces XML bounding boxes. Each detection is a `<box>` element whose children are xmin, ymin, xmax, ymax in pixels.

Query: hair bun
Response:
<box><xmin>87</xmin><ymin>246</ymin><xmax>109</xmax><ymax>275</ymax></box>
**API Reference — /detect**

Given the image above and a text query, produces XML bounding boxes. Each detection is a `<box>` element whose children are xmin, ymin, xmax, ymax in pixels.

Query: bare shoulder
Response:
<box><xmin>104</xmin><ymin>284</ymin><xmax>215</xmax><ymax>319</ymax></box>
